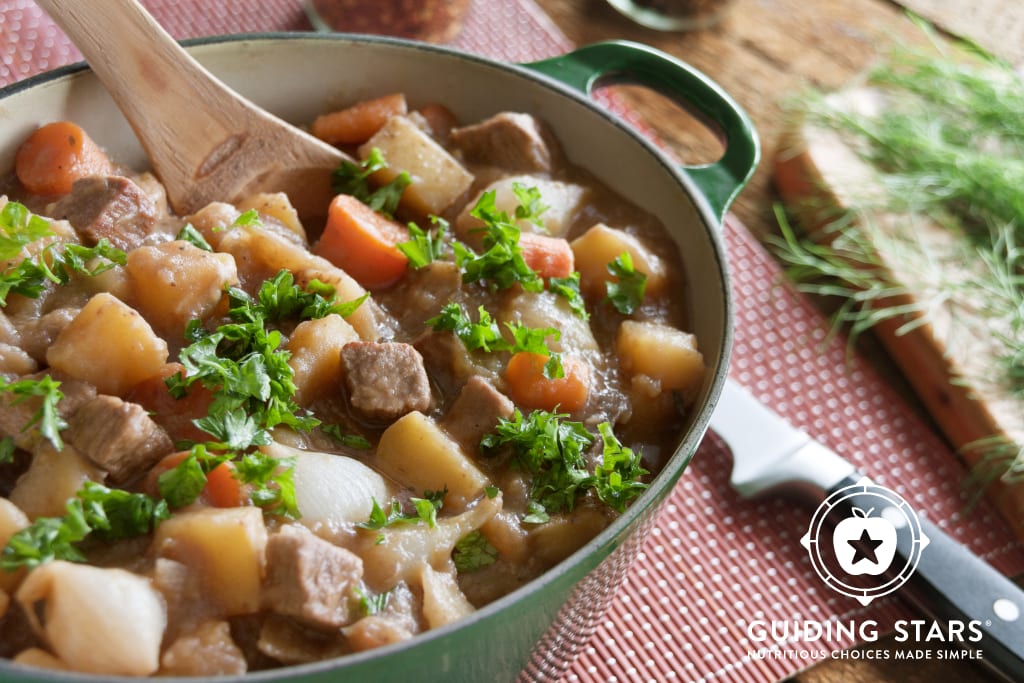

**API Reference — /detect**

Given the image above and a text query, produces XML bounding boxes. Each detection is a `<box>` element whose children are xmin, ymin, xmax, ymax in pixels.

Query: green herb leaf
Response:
<box><xmin>332</xmin><ymin>147</ymin><xmax>411</xmax><ymax>218</ymax></box>
<box><xmin>0</xmin><ymin>201</ymin><xmax>54</xmax><ymax>261</ymax></box>
<box><xmin>594</xmin><ymin>422</ymin><xmax>648</xmax><ymax>512</ymax></box>
<box><xmin>0</xmin><ymin>374</ymin><xmax>67</xmax><ymax>451</ymax></box>
<box><xmin>397</xmin><ymin>217</ymin><xmax>448</xmax><ymax>268</ymax></box>
<box><xmin>454</xmin><ymin>190</ymin><xmax>544</xmax><ymax>292</ymax></box>
<box><xmin>235</xmin><ymin>452</ymin><xmax>299</xmax><ymax>519</ymax></box>
<box><xmin>512</xmin><ymin>182</ymin><xmax>549</xmax><ymax>228</ymax></box>
<box><xmin>605</xmin><ymin>252</ymin><xmax>647</xmax><ymax>315</ymax></box>
<box><xmin>322</xmin><ymin>423</ymin><xmax>371</xmax><ymax>449</ymax></box>
<box><xmin>355</xmin><ymin>586</ymin><xmax>391</xmax><ymax>616</ymax></box>
<box><xmin>1</xmin><ymin>483</ymin><xmax>167</xmax><ymax>571</ymax></box>
<box><xmin>176</xmin><ymin>223</ymin><xmax>213</xmax><ymax>251</ymax></box>
<box><xmin>481</xmin><ymin>408</ymin><xmax>595</xmax><ymax>516</ymax></box>
<box><xmin>453</xmin><ymin>530</ymin><xmax>498</xmax><ymax>572</ymax></box>
<box><xmin>549</xmin><ymin>271</ymin><xmax>589</xmax><ymax>319</ymax></box>
<box><xmin>158</xmin><ymin>451</ymin><xmax>208</xmax><ymax>508</ymax></box>
<box><xmin>0</xmin><ymin>437</ymin><xmax>14</xmax><ymax>465</ymax></box>
<box><xmin>77</xmin><ymin>482</ymin><xmax>169</xmax><ymax>540</ymax></box>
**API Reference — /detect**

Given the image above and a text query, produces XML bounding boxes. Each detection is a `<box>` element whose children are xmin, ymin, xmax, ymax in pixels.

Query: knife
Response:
<box><xmin>710</xmin><ymin>378</ymin><xmax>1024</xmax><ymax>681</ymax></box>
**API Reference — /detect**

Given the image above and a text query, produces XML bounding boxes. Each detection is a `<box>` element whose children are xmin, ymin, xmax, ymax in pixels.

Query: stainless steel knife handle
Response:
<box><xmin>827</xmin><ymin>473</ymin><xmax>1024</xmax><ymax>682</ymax></box>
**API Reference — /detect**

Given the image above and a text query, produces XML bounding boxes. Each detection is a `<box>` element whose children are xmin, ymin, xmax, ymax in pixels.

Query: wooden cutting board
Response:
<box><xmin>773</xmin><ymin>89</ymin><xmax>1024</xmax><ymax>539</ymax></box>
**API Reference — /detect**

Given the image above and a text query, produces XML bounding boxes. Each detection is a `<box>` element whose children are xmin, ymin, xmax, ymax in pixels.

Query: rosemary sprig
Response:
<box><xmin>773</xmin><ymin>40</ymin><xmax>1024</xmax><ymax>485</ymax></box>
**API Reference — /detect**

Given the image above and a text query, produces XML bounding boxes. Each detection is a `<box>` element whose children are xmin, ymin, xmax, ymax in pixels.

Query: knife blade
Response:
<box><xmin>710</xmin><ymin>378</ymin><xmax>1024</xmax><ymax>681</ymax></box>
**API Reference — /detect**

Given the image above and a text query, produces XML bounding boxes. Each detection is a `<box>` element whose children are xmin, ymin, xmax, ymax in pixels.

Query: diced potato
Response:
<box><xmin>617</xmin><ymin>320</ymin><xmax>705</xmax><ymax>396</ymax></box>
<box><xmin>357</xmin><ymin>493</ymin><xmax>501</xmax><ymax>587</ymax></box>
<box><xmin>237</xmin><ymin>192</ymin><xmax>306</xmax><ymax>243</ymax></box>
<box><xmin>455</xmin><ymin>175</ymin><xmax>588</xmax><ymax>238</ymax></box>
<box><xmin>185</xmin><ymin>202</ymin><xmax>241</xmax><ymax>250</ymax></box>
<box><xmin>529</xmin><ymin>506</ymin><xmax>609</xmax><ymax>568</ymax></box>
<box><xmin>500</xmin><ymin>290</ymin><xmax>598</xmax><ymax>354</ymax></box>
<box><xmin>16</xmin><ymin>561</ymin><xmax>166</xmax><ymax>676</ymax></box>
<box><xmin>570</xmin><ymin>223</ymin><xmax>668</xmax><ymax>298</ymax></box>
<box><xmin>479</xmin><ymin>510</ymin><xmax>529</xmax><ymax>564</ymax></box>
<box><xmin>46</xmin><ymin>292</ymin><xmax>168</xmax><ymax>397</ymax></box>
<box><xmin>418</xmin><ymin>564</ymin><xmax>474</xmax><ymax>628</ymax></box>
<box><xmin>375</xmin><ymin>411</ymin><xmax>490</xmax><ymax>509</ymax></box>
<box><xmin>0</xmin><ymin>498</ymin><xmax>29</xmax><ymax>593</ymax></box>
<box><xmin>286</xmin><ymin>314</ymin><xmax>360</xmax><ymax>406</ymax></box>
<box><xmin>153</xmin><ymin>507</ymin><xmax>268</xmax><ymax>616</ymax></box>
<box><xmin>126</xmin><ymin>240</ymin><xmax>238</xmax><ymax>337</ymax></box>
<box><xmin>359</xmin><ymin>115</ymin><xmax>474</xmax><ymax>216</ymax></box>
<box><xmin>215</xmin><ymin>224</ymin><xmax>383</xmax><ymax>340</ymax></box>
<box><xmin>9</xmin><ymin>443</ymin><xmax>102</xmax><ymax>520</ymax></box>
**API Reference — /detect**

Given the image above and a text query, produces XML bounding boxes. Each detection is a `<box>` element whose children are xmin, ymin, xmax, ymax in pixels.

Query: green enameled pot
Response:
<box><xmin>0</xmin><ymin>35</ymin><xmax>758</xmax><ymax>683</ymax></box>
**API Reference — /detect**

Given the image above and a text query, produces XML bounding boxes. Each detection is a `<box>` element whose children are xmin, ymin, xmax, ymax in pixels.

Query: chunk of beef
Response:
<box><xmin>159</xmin><ymin>620</ymin><xmax>247</xmax><ymax>677</ymax></box>
<box><xmin>63</xmin><ymin>394</ymin><xmax>174</xmax><ymax>483</ymax></box>
<box><xmin>0</xmin><ymin>374</ymin><xmax>96</xmax><ymax>451</ymax></box>
<box><xmin>17</xmin><ymin>306</ymin><xmax>78</xmax><ymax>363</ymax></box>
<box><xmin>412</xmin><ymin>330</ymin><xmax>478</xmax><ymax>400</ymax></box>
<box><xmin>263</xmin><ymin>525</ymin><xmax>363</xmax><ymax>629</ymax></box>
<box><xmin>450</xmin><ymin>112</ymin><xmax>555</xmax><ymax>173</ymax></box>
<box><xmin>440</xmin><ymin>376</ymin><xmax>514</xmax><ymax>452</ymax></box>
<box><xmin>341</xmin><ymin>341</ymin><xmax>431</xmax><ymax>422</ymax></box>
<box><xmin>50</xmin><ymin>175</ymin><xmax>158</xmax><ymax>251</ymax></box>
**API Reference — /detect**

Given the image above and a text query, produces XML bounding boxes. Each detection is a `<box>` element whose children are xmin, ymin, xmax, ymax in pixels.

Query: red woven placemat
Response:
<box><xmin>3</xmin><ymin>2</ymin><xmax>1024</xmax><ymax>682</ymax></box>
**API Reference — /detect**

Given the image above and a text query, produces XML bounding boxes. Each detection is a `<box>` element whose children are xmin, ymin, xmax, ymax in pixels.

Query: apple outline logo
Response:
<box><xmin>832</xmin><ymin>506</ymin><xmax>898</xmax><ymax>576</ymax></box>
<box><xmin>800</xmin><ymin>480</ymin><xmax>930</xmax><ymax>606</ymax></box>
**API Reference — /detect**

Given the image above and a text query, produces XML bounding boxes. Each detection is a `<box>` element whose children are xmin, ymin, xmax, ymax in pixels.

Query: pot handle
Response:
<box><xmin>523</xmin><ymin>41</ymin><xmax>760</xmax><ymax>224</ymax></box>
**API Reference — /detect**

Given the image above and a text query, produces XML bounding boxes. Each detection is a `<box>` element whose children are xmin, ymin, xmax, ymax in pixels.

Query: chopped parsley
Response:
<box><xmin>157</xmin><ymin>450</ymin><xmax>210</xmax><ymax>508</ymax></box>
<box><xmin>481</xmin><ymin>410</ymin><xmax>647</xmax><ymax>521</ymax></box>
<box><xmin>605</xmin><ymin>252</ymin><xmax>647</xmax><ymax>315</ymax></box>
<box><xmin>397</xmin><ymin>217</ymin><xmax>448</xmax><ymax>268</ymax></box>
<box><xmin>548</xmin><ymin>271</ymin><xmax>589</xmax><ymax>319</ymax></box>
<box><xmin>0</xmin><ymin>201</ymin><xmax>127</xmax><ymax>305</ymax></box>
<box><xmin>426</xmin><ymin>303</ymin><xmax>564</xmax><ymax>377</ymax></box>
<box><xmin>0</xmin><ymin>438</ymin><xmax>14</xmax><ymax>465</ymax></box>
<box><xmin>481</xmin><ymin>409</ymin><xmax>595</xmax><ymax>519</ymax></box>
<box><xmin>332</xmin><ymin>147</ymin><xmax>411</xmax><ymax>219</ymax></box>
<box><xmin>0</xmin><ymin>200</ymin><xmax>53</xmax><ymax>260</ymax></box>
<box><xmin>163</xmin><ymin>269</ymin><xmax>364</xmax><ymax>519</ymax></box>
<box><xmin>511</xmin><ymin>183</ymin><xmax>549</xmax><ymax>229</ymax></box>
<box><xmin>322</xmin><ymin>423</ymin><xmax>371</xmax><ymax>450</ymax></box>
<box><xmin>453</xmin><ymin>190</ymin><xmax>544</xmax><ymax>292</ymax></box>
<box><xmin>176</xmin><ymin>223</ymin><xmax>213</xmax><ymax>251</ymax></box>
<box><xmin>594</xmin><ymin>422</ymin><xmax>649</xmax><ymax>512</ymax></box>
<box><xmin>0</xmin><ymin>374</ymin><xmax>67</xmax><ymax>451</ymax></box>
<box><xmin>355</xmin><ymin>586</ymin><xmax>391</xmax><ymax>616</ymax></box>
<box><xmin>235</xmin><ymin>451</ymin><xmax>298</xmax><ymax>518</ymax></box>
<box><xmin>1</xmin><ymin>483</ymin><xmax>168</xmax><ymax>572</ymax></box>
<box><xmin>358</xmin><ymin>489</ymin><xmax>446</xmax><ymax>543</ymax></box>
<box><xmin>228</xmin><ymin>269</ymin><xmax>367</xmax><ymax>324</ymax></box>
<box><xmin>453</xmin><ymin>530</ymin><xmax>498</xmax><ymax>572</ymax></box>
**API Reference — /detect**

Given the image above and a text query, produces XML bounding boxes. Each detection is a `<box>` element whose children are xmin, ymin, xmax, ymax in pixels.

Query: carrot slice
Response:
<box><xmin>311</xmin><ymin>93</ymin><xmax>408</xmax><ymax>145</ymax></box>
<box><xmin>147</xmin><ymin>452</ymin><xmax>246</xmax><ymax>509</ymax></box>
<box><xmin>313</xmin><ymin>193</ymin><xmax>410</xmax><ymax>289</ymax></box>
<box><xmin>518</xmin><ymin>232</ymin><xmax>575</xmax><ymax>280</ymax></box>
<box><xmin>14</xmin><ymin>121</ymin><xmax>112</xmax><ymax>195</ymax></box>
<box><xmin>202</xmin><ymin>462</ymin><xmax>246</xmax><ymax>508</ymax></box>
<box><xmin>505</xmin><ymin>352</ymin><xmax>591</xmax><ymax>413</ymax></box>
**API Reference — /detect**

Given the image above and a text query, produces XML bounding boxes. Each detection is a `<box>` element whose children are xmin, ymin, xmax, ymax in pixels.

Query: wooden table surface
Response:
<box><xmin>532</xmin><ymin>1</ymin><xmax>1005</xmax><ymax>682</ymax></box>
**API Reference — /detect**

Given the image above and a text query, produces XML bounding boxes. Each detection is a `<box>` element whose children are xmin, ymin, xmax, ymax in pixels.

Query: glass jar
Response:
<box><xmin>305</xmin><ymin>0</ymin><xmax>471</xmax><ymax>43</ymax></box>
<box><xmin>605</xmin><ymin>0</ymin><xmax>736</xmax><ymax>31</ymax></box>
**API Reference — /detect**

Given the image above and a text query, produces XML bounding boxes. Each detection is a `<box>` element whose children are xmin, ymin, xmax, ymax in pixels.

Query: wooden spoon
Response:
<box><xmin>35</xmin><ymin>0</ymin><xmax>347</xmax><ymax>220</ymax></box>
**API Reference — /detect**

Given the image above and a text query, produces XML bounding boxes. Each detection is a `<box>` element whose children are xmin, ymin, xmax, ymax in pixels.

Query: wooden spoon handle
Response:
<box><xmin>37</xmin><ymin>0</ymin><xmax>250</xmax><ymax>187</ymax></box>
<box><xmin>35</xmin><ymin>0</ymin><xmax>345</xmax><ymax>217</ymax></box>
